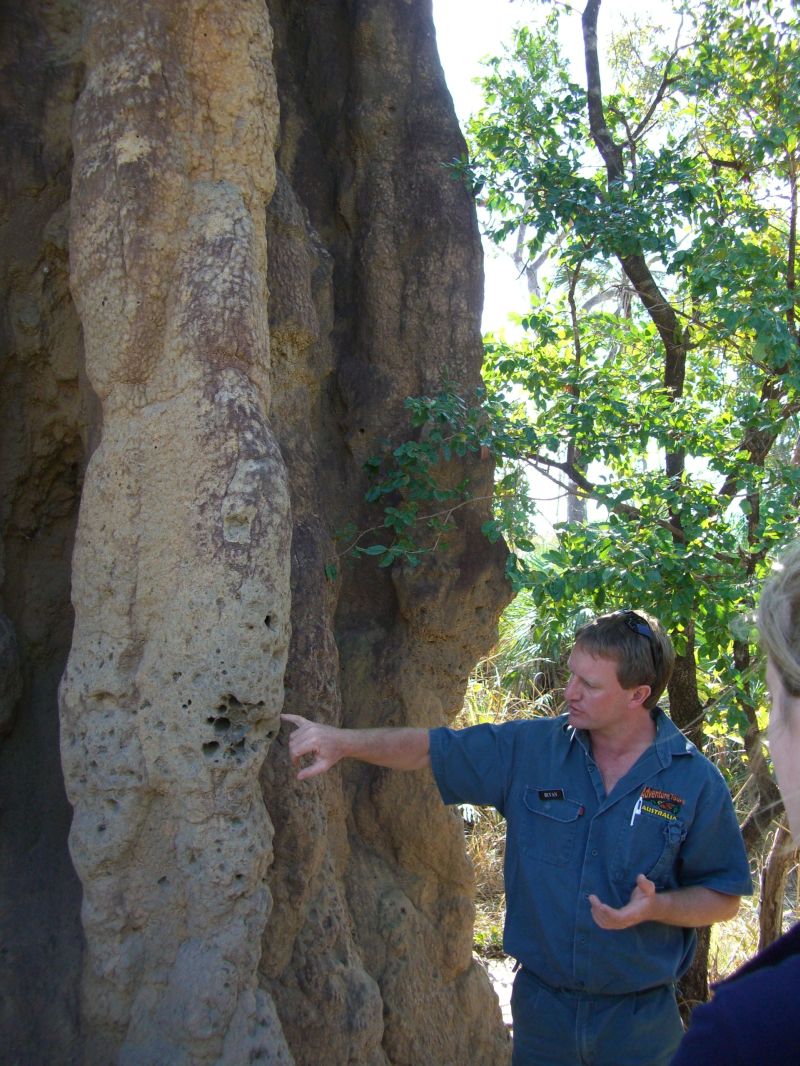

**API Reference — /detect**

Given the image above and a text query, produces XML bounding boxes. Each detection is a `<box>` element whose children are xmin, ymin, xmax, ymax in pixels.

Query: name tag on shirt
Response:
<box><xmin>538</xmin><ymin>788</ymin><xmax>565</xmax><ymax>801</ymax></box>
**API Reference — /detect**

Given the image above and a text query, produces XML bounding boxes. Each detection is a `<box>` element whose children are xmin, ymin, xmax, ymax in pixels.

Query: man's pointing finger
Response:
<box><xmin>281</xmin><ymin>713</ymin><xmax>308</xmax><ymax>728</ymax></box>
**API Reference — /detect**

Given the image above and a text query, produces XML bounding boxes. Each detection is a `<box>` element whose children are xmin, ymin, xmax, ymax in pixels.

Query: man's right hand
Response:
<box><xmin>281</xmin><ymin>713</ymin><xmax>346</xmax><ymax>780</ymax></box>
<box><xmin>281</xmin><ymin>714</ymin><xmax>431</xmax><ymax>779</ymax></box>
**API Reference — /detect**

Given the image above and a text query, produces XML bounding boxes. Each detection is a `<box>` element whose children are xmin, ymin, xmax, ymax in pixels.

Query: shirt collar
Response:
<box><xmin>652</xmin><ymin>707</ymin><xmax>697</xmax><ymax>766</ymax></box>
<box><xmin>564</xmin><ymin>707</ymin><xmax>696</xmax><ymax>767</ymax></box>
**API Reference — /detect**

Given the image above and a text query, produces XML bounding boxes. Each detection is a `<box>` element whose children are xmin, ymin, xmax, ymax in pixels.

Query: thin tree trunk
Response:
<box><xmin>669</xmin><ymin>624</ymin><xmax>710</xmax><ymax>1017</ymax></box>
<box><xmin>677</xmin><ymin>926</ymin><xmax>710</xmax><ymax>1023</ymax></box>
<box><xmin>666</xmin><ymin>626</ymin><xmax>703</xmax><ymax>746</ymax></box>
<box><xmin>759</xmin><ymin>824</ymin><xmax>797</xmax><ymax>950</ymax></box>
<box><xmin>566</xmin><ymin>265</ymin><xmax>588</xmax><ymax>525</ymax></box>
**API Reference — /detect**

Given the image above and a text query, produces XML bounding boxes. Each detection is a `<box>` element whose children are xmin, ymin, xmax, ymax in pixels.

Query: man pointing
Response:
<box><xmin>283</xmin><ymin>610</ymin><xmax>751</xmax><ymax>1066</ymax></box>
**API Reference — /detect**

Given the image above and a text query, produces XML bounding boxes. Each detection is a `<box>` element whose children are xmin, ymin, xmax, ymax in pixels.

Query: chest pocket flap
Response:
<box><xmin>519</xmin><ymin>786</ymin><xmax>584</xmax><ymax>866</ymax></box>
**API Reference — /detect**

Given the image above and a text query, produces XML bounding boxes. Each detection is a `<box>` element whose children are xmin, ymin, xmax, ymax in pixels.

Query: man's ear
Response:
<box><xmin>631</xmin><ymin>685</ymin><xmax>652</xmax><ymax>709</ymax></box>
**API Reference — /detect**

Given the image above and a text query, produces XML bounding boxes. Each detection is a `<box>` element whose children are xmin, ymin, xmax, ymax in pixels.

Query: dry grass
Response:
<box><xmin>463</xmin><ymin>806</ymin><xmax>507</xmax><ymax>957</ymax></box>
<box><xmin>710</xmin><ymin>860</ymin><xmax>800</xmax><ymax>979</ymax></box>
<box><xmin>456</xmin><ymin>682</ymin><xmax>519</xmax><ymax>958</ymax></box>
<box><xmin>708</xmin><ymin>894</ymin><xmax>761</xmax><ymax>981</ymax></box>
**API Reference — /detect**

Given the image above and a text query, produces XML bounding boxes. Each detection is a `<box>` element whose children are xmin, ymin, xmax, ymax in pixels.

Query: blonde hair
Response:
<box><xmin>758</xmin><ymin>541</ymin><xmax>800</xmax><ymax>699</ymax></box>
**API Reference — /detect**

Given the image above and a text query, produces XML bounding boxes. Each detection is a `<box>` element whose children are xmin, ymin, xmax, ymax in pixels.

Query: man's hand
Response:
<box><xmin>589</xmin><ymin>876</ymin><xmax>741</xmax><ymax>930</ymax></box>
<box><xmin>589</xmin><ymin>874</ymin><xmax>657</xmax><ymax>930</ymax></box>
<box><xmin>282</xmin><ymin>713</ymin><xmax>347</xmax><ymax>780</ymax></box>
<box><xmin>281</xmin><ymin>714</ymin><xmax>431</xmax><ymax>780</ymax></box>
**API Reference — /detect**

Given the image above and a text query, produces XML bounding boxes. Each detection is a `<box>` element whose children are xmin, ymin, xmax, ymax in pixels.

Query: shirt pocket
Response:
<box><xmin>612</xmin><ymin>818</ymin><xmax>687</xmax><ymax>888</ymax></box>
<box><xmin>517</xmin><ymin>786</ymin><xmax>584</xmax><ymax>867</ymax></box>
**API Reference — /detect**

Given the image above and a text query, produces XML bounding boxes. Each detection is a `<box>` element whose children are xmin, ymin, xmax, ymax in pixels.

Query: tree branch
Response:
<box><xmin>582</xmin><ymin>0</ymin><xmax>625</xmax><ymax>182</ymax></box>
<box><xmin>582</xmin><ymin>0</ymin><xmax>687</xmax><ymax>491</ymax></box>
<box><xmin>525</xmin><ymin>452</ymin><xmax>689</xmax><ymax>543</ymax></box>
<box><xmin>718</xmin><ymin>388</ymin><xmax>800</xmax><ymax>500</ymax></box>
<box><xmin>631</xmin><ymin>49</ymin><xmax>681</xmax><ymax>143</ymax></box>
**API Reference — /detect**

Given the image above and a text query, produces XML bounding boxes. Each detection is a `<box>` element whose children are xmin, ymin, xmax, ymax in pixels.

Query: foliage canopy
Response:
<box><xmin>341</xmin><ymin>0</ymin><xmax>800</xmax><ymax>812</ymax></box>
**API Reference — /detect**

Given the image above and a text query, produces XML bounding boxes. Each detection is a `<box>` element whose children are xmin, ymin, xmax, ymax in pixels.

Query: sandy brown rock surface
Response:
<box><xmin>1</xmin><ymin>2</ymin><xmax>511</xmax><ymax>1062</ymax></box>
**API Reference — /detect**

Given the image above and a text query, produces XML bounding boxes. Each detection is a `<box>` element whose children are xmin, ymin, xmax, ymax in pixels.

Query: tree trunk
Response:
<box><xmin>668</xmin><ymin>626</ymin><xmax>712</xmax><ymax>1016</ymax></box>
<box><xmin>677</xmin><ymin>926</ymin><xmax>710</xmax><ymax>1023</ymax></box>
<box><xmin>759</xmin><ymin>824</ymin><xmax>797</xmax><ymax>950</ymax></box>
<box><xmin>3</xmin><ymin>2</ymin><xmax>513</xmax><ymax>1063</ymax></box>
<box><xmin>666</xmin><ymin>628</ymin><xmax>703</xmax><ymax>747</ymax></box>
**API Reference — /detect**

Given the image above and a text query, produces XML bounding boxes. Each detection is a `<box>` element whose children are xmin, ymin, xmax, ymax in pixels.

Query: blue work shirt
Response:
<box><xmin>429</xmin><ymin>710</ymin><xmax>752</xmax><ymax>995</ymax></box>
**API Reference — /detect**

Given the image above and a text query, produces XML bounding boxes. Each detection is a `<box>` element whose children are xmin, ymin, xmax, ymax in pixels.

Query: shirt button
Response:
<box><xmin>591</xmin><ymin>849</ymin><xmax>598</xmax><ymax>856</ymax></box>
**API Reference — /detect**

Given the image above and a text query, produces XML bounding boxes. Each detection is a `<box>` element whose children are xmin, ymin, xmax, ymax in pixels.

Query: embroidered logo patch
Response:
<box><xmin>639</xmin><ymin>786</ymin><xmax>684</xmax><ymax>820</ymax></box>
<box><xmin>538</xmin><ymin>788</ymin><xmax>565</xmax><ymax>801</ymax></box>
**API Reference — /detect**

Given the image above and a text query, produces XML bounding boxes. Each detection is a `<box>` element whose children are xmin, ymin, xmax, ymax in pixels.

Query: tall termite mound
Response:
<box><xmin>0</xmin><ymin>1</ymin><xmax>511</xmax><ymax>1063</ymax></box>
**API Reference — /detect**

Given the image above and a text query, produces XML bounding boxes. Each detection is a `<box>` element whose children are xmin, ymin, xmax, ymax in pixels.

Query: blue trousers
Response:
<box><xmin>511</xmin><ymin>968</ymin><xmax>684</xmax><ymax>1066</ymax></box>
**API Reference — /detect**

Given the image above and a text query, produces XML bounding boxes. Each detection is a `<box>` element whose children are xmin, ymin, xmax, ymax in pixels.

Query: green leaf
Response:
<box><xmin>362</xmin><ymin>544</ymin><xmax>389</xmax><ymax>556</ymax></box>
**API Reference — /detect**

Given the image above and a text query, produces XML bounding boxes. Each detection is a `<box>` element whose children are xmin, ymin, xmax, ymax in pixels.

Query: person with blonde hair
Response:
<box><xmin>285</xmin><ymin>609</ymin><xmax>751</xmax><ymax>1065</ymax></box>
<box><xmin>671</xmin><ymin>542</ymin><xmax>800</xmax><ymax>1065</ymax></box>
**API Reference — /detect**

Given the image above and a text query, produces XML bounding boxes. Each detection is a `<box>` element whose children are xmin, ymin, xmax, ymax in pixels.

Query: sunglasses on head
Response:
<box><xmin>618</xmin><ymin>610</ymin><xmax>661</xmax><ymax>671</ymax></box>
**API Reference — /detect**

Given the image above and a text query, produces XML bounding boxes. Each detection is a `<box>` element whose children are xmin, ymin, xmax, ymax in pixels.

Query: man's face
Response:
<box><xmin>563</xmin><ymin>645</ymin><xmax>649</xmax><ymax>736</ymax></box>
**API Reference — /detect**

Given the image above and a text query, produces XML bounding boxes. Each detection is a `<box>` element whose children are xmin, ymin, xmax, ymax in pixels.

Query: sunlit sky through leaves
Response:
<box><xmin>430</xmin><ymin>0</ymin><xmax>678</xmax><ymax>530</ymax></box>
<box><xmin>431</xmin><ymin>0</ymin><xmax>675</xmax><ymax>334</ymax></box>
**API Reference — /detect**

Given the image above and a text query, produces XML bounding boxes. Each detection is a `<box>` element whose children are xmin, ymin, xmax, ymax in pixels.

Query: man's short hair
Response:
<box><xmin>573</xmin><ymin>610</ymin><xmax>675</xmax><ymax>710</ymax></box>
